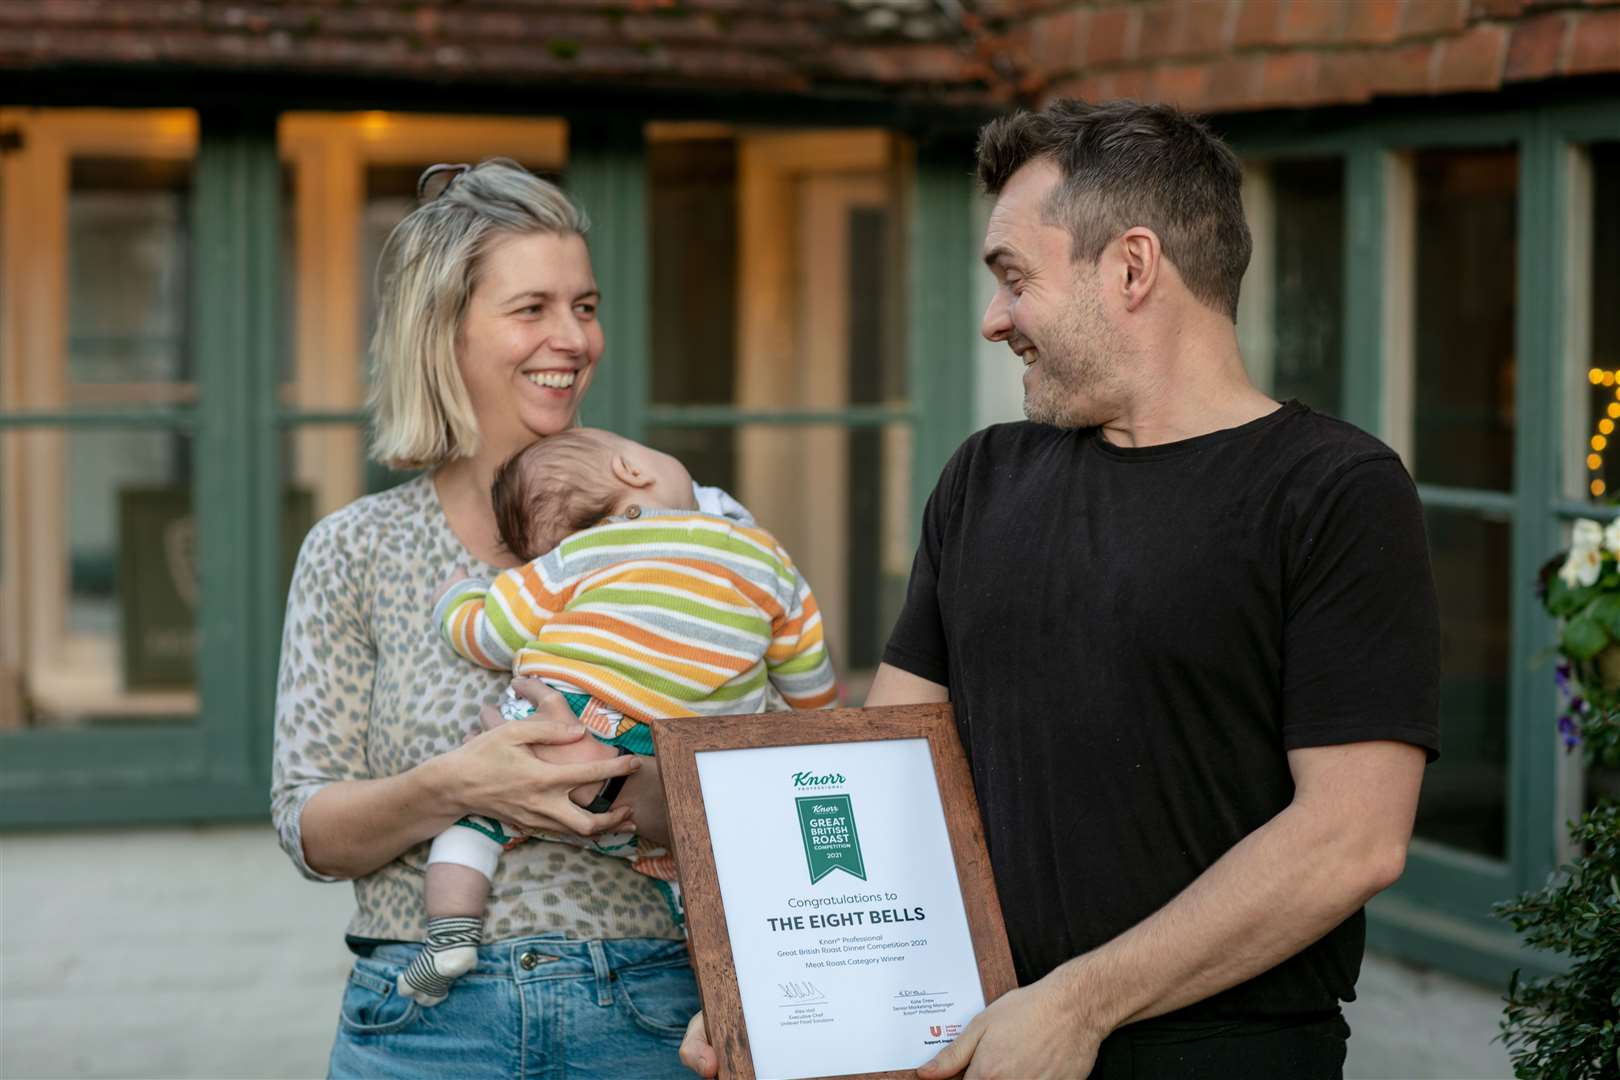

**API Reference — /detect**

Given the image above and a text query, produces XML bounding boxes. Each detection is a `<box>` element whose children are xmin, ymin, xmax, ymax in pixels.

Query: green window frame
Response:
<box><xmin>0</xmin><ymin>116</ymin><xmax>980</xmax><ymax>826</ymax></box>
<box><xmin>0</xmin><ymin>109</ymin><xmax>283</xmax><ymax>825</ymax></box>
<box><xmin>1224</xmin><ymin>95</ymin><xmax>1620</xmax><ymax>984</ymax></box>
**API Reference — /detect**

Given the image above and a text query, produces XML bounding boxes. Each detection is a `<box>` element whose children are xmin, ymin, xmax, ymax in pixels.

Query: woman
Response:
<box><xmin>272</xmin><ymin>159</ymin><xmax>698</xmax><ymax>1078</ymax></box>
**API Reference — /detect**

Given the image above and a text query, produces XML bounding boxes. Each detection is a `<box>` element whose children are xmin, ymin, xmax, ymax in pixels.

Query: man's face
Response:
<box><xmin>980</xmin><ymin>160</ymin><xmax>1127</xmax><ymax>428</ymax></box>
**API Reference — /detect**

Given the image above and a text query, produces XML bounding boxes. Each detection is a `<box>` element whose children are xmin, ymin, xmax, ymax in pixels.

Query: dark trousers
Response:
<box><xmin>1089</xmin><ymin>1014</ymin><xmax>1350</xmax><ymax>1080</ymax></box>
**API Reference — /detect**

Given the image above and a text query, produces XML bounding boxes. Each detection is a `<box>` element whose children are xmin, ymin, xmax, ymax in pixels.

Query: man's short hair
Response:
<box><xmin>976</xmin><ymin>99</ymin><xmax>1251</xmax><ymax>321</ymax></box>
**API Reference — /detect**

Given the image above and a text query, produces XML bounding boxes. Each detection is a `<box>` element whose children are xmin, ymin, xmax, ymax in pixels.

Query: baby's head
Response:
<box><xmin>491</xmin><ymin>428</ymin><xmax>697</xmax><ymax>560</ymax></box>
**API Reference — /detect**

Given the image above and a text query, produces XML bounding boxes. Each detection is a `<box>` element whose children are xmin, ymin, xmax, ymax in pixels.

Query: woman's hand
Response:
<box><xmin>429</xmin><ymin>679</ymin><xmax>640</xmax><ymax>837</ymax></box>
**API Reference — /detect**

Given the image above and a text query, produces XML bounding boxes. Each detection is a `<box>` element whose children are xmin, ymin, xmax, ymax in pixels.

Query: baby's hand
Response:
<box><xmin>432</xmin><ymin>567</ymin><xmax>472</xmax><ymax>607</ymax></box>
<box><xmin>531</xmin><ymin>736</ymin><xmax>625</xmax><ymax>806</ymax></box>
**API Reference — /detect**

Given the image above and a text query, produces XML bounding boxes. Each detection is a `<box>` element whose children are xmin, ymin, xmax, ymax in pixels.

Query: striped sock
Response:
<box><xmin>396</xmin><ymin>916</ymin><xmax>482</xmax><ymax>1007</ymax></box>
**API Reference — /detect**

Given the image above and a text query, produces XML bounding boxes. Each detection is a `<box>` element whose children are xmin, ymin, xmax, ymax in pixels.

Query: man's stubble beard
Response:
<box><xmin>1021</xmin><ymin>285</ymin><xmax>1125</xmax><ymax>430</ymax></box>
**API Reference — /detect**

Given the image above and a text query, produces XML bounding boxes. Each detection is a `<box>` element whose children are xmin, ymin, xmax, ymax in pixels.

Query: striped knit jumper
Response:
<box><xmin>436</xmin><ymin>508</ymin><xmax>838</xmax><ymax>723</ymax></box>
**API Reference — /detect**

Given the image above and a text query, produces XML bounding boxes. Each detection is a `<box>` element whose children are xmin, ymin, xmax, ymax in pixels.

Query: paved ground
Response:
<box><xmin>1346</xmin><ymin>953</ymin><xmax>1514</xmax><ymax>1079</ymax></box>
<box><xmin>2</xmin><ymin>827</ymin><xmax>1518</xmax><ymax>1079</ymax></box>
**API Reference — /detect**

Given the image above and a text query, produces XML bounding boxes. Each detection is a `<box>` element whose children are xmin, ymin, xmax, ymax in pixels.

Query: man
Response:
<box><xmin>682</xmin><ymin>99</ymin><xmax>1438</xmax><ymax>1079</ymax></box>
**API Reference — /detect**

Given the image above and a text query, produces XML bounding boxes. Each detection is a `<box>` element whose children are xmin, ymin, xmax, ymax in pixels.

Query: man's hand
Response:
<box><xmin>917</xmin><ymin>979</ymin><xmax>1106</xmax><ymax>1080</ymax></box>
<box><xmin>679</xmin><ymin>1011</ymin><xmax>719</xmax><ymax>1078</ymax></box>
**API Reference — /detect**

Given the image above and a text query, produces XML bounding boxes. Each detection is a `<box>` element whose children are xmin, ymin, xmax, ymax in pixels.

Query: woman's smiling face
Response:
<box><xmin>457</xmin><ymin>230</ymin><xmax>604</xmax><ymax>459</ymax></box>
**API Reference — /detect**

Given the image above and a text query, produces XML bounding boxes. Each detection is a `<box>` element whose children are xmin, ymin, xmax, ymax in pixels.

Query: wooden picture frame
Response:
<box><xmin>650</xmin><ymin>703</ymin><xmax>1017</xmax><ymax>1080</ymax></box>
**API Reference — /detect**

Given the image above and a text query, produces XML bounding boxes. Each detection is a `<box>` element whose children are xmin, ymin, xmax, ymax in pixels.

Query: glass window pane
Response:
<box><xmin>1412</xmin><ymin>149</ymin><xmax>1517</xmax><ymax>491</ymax></box>
<box><xmin>649</xmin><ymin>130</ymin><xmax>908</xmax><ymax>411</ymax></box>
<box><xmin>67</xmin><ymin>158</ymin><xmax>193</xmax><ymax>395</ymax></box>
<box><xmin>1270</xmin><ymin>159</ymin><xmax>1344</xmax><ymax>415</ymax></box>
<box><xmin>646</xmin><ymin>421</ymin><xmax>913</xmax><ymax>685</ymax></box>
<box><xmin>1414</xmin><ymin>506</ymin><xmax>1510</xmax><ymax>858</ymax></box>
<box><xmin>1576</xmin><ymin>143</ymin><xmax>1620</xmax><ymax>502</ymax></box>
<box><xmin>5</xmin><ymin>428</ymin><xmax>199</xmax><ymax>728</ymax></box>
<box><xmin>650</xmin><ymin>138</ymin><xmax>738</xmax><ymax>407</ymax></box>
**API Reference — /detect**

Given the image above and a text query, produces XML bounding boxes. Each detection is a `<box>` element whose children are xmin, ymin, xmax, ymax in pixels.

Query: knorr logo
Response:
<box><xmin>792</xmin><ymin>771</ymin><xmax>845</xmax><ymax>787</ymax></box>
<box><xmin>796</xmin><ymin>794</ymin><xmax>866</xmax><ymax>883</ymax></box>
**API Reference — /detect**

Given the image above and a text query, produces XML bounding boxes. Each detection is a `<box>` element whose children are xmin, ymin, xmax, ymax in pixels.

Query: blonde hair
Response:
<box><xmin>367</xmin><ymin>158</ymin><xmax>590</xmax><ymax>470</ymax></box>
<box><xmin>491</xmin><ymin>429</ymin><xmax>623</xmax><ymax>560</ymax></box>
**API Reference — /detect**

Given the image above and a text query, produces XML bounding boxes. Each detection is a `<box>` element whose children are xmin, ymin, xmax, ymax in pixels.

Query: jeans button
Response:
<box><xmin>520</xmin><ymin>950</ymin><xmax>540</xmax><ymax>970</ymax></box>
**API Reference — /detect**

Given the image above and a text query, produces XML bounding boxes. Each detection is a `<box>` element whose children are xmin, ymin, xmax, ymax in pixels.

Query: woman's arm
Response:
<box><xmin>300</xmin><ymin>700</ymin><xmax>641</xmax><ymax>880</ymax></box>
<box><xmin>272</xmin><ymin>517</ymin><xmax>635</xmax><ymax>882</ymax></box>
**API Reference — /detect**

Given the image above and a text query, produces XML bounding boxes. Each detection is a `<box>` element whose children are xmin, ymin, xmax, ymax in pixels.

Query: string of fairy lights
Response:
<box><xmin>1586</xmin><ymin>367</ymin><xmax>1620</xmax><ymax>498</ymax></box>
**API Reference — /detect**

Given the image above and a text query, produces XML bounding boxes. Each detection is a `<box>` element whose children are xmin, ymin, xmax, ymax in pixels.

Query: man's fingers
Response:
<box><xmin>917</xmin><ymin>1020</ymin><xmax>982</xmax><ymax>1080</ymax></box>
<box><xmin>679</xmin><ymin>1011</ymin><xmax>718</xmax><ymax>1078</ymax></box>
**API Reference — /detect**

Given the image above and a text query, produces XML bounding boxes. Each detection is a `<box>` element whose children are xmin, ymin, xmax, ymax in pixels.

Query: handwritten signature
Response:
<box><xmin>778</xmin><ymin>981</ymin><xmax>827</xmax><ymax>1003</ymax></box>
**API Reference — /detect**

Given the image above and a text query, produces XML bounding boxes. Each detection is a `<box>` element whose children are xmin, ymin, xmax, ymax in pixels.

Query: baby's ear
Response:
<box><xmin>610</xmin><ymin>452</ymin><xmax>652</xmax><ymax>488</ymax></box>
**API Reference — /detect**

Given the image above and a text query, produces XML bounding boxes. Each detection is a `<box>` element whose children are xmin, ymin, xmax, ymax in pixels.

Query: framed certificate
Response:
<box><xmin>650</xmin><ymin>703</ymin><xmax>1016</xmax><ymax>1080</ymax></box>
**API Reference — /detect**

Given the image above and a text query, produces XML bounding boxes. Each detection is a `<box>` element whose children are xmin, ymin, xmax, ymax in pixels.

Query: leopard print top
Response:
<box><xmin>271</xmin><ymin>475</ymin><xmax>681</xmax><ymax>944</ymax></box>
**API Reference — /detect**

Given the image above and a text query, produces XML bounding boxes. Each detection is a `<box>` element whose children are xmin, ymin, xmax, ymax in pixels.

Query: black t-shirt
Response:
<box><xmin>882</xmin><ymin>402</ymin><xmax>1440</xmax><ymax>1022</ymax></box>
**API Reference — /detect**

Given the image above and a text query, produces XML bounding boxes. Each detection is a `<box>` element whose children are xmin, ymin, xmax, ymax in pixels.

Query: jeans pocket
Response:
<box><xmin>615</xmin><ymin>960</ymin><xmax>702</xmax><ymax>1038</ymax></box>
<box><xmin>337</xmin><ymin>960</ymin><xmax>422</xmax><ymax>1037</ymax></box>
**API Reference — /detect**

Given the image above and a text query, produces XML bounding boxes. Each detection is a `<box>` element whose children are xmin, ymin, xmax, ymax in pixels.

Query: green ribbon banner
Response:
<box><xmin>796</xmin><ymin>794</ymin><xmax>867</xmax><ymax>883</ymax></box>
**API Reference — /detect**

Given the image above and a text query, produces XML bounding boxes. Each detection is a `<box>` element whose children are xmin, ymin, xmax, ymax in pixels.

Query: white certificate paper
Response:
<box><xmin>695</xmin><ymin>738</ymin><xmax>986</xmax><ymax>1080</ymax></box>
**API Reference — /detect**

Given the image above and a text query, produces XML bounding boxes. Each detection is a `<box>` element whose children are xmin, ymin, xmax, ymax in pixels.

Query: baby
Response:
<box><xmin>399</xmin><ymin>428</ymin><xmax>837</xmax><ymax>1005</ymax></box>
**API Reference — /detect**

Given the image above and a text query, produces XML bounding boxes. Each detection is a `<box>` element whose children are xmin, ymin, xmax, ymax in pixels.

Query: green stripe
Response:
<box><xmin>561</xmin><ymin>526</ymin><xmax>794</xmax><ymax>585</ymax></box>
<box><xmin>568</xmin><ymin>588</ymin><xmax>771</xmax><ymax>636</ymax></box>
<box><xmin>772</xmin><ymin>649</ymin><xmax>828</xmax><ymax>676</ymax></box>
<box><xmin>484</xmin><ymin>594</ymin><xmax>536</xmax><ymax>653</ymax></box>
<box><xmin>701</xmin><ymin>668</ymin><xmax>768</xmax><ymax>701</ymax></box>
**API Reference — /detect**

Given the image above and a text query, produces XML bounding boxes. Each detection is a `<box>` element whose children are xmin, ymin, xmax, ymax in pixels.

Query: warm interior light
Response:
<box><xmin>358</xmin><ymin>111</ymin><xmax>393</xmax><ymax>138</ymax></box>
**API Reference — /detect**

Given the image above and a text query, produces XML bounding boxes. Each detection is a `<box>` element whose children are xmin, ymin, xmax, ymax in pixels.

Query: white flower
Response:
<box><xmin>1572</xmin><ymin>519</ymin><xmax>1604</xmax><ymax>553</ymax></box>
<box><xmin>1604</xmin><ymin>518</ymin><xmax>1620</xmax><ymax>557</ymax></box>
<box><xmin>1560</xmin><ymin>545</ymin><xmax>1603</xmax><ymax>589</ymax></box>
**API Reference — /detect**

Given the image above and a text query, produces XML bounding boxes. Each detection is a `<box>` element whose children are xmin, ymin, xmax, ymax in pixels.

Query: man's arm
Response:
<box><xmin>918</xmin><ymin>738</ymin><xmax>1425</xmax><ymax>1079</ymax></box>
<box><xmin>864</xmin><ymin>661</ymin><xmax>949</xmax><ymax>707</ymax></box>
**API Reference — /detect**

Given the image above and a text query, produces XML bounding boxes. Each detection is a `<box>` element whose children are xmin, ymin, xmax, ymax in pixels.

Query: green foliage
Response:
<box><xmin>1496</xmin><ymin>804</ymin><xmax>1620</xmax><ymax>1080</ymax></box>
<box><xmin>1502</xmin><ymin>533</ymin><xmax>1620</xmax><ymax>1077</ymax></box>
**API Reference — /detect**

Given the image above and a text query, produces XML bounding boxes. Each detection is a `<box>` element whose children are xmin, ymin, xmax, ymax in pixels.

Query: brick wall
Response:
<box><xmin>1</xmin><ymin>2</ymin><xmax>1613</xmax><ymax>115</ymax></box>
<box><xmin>989</xmin><ymin>0</ymin><xmax>1620</xmax><ymax>112</ymax></box>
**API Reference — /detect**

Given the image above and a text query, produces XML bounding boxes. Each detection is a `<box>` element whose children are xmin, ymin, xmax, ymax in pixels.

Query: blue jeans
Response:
<box><xmin>328</xmin><ymin>936</ymin><xmax>699</xmax><ymax>1080</ymax></box>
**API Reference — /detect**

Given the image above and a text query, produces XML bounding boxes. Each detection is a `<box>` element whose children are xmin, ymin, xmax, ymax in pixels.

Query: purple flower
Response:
<box><xmin>1557</xmin><ymin>713</ymin><xmax>1582</xmax><ymax>750</ymax></box>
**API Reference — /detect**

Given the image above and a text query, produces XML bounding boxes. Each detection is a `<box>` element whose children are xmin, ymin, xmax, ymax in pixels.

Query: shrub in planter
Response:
<box><xmin>1494</xmin><ymin>521</ymin><xmax>1620</xmax><ymax>1079</ymax></box>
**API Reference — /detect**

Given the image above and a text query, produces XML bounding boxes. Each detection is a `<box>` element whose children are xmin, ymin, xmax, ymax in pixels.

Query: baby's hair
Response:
<box><xmin>491</xmin><ymin>430</ymin><xmax>623</xmax><ymax>561</ymax></box>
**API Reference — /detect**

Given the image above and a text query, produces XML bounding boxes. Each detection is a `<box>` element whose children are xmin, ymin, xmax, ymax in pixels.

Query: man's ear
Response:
<box><xmin>611</xmin><ymin>453</ymin><xmax>653</xmax><ymax>488</ymax></box>
<box><xmin>1119</xmin><ymin>227</ymin><xmax>1161</xmax><ymax>313</ymax></box>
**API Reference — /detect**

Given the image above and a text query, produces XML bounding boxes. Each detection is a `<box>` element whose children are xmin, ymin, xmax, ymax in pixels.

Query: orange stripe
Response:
<box><xmin>590</xmin><ymin>561</ymin><xmax>783</xmax><ymax>617</ymax></box>
<box><xmin>784</xmin><ymin>686</ymin><xmax>837</xmax><ymax>709</ymax></box>
<box><xmin>596</xmin><ymin>558</ymin><xmax>787</xmax><ymax>620</ymax></box>
<box><xmin>518</xmin><ymin>655</ymin><xmax>699</xmax><ymax>723</ymax></box>
<box><xmin>548</xmin><ymin>613</ymin><xmax>758</xmax><ymax>670</ymax></box>
<box><xmin>633</xmin><ymin>853</ymin><xmax>680</xmax><ymax>882</ymax></box>
<box><xmin>453</xmin><ymin>603</ymin><xmax>497</xmax><ymax>669</ymax></box>
<box><xmin>540</xmin><ymin>628</ymin><xmax>748</xmax><ymax>683</ymax></box>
